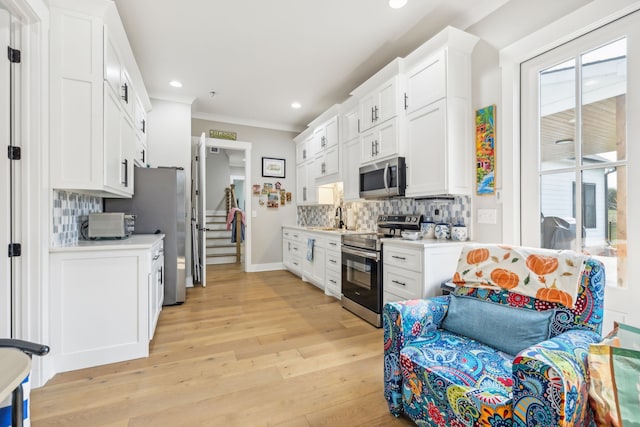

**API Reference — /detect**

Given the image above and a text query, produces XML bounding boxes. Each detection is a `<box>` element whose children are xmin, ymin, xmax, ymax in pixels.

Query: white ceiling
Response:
<box><xmin>113</xmin><ymin>0</ymin><xmax>589</xmax><ymax>133</ymax></box>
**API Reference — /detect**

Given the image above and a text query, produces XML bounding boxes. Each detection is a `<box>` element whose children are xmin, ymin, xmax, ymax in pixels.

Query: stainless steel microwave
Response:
<box><xmin>359</xmin><ymin>156</ymin><xmax>406</xmax><ymax>199</ymax></box>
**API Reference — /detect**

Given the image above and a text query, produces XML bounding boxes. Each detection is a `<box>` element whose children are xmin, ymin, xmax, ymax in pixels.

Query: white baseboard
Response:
<box><xmin>246</xmin><ymin>262</ymin><xmax>285</xmax><ymax>272</ymax></box>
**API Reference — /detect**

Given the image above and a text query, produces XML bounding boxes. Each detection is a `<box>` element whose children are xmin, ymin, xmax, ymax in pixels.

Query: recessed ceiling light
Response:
<box><xmin>291</xmin><ymin>102</ymin><xmax>302</xmax><ymax>109</ymax></box>
<box><xmin>169</xmin><ymin>80</ymin><xmax>183</xmax><ymax>88</ymax></box>
<box><xmin>389</xmin><ymin>0</ymin><xmax>407</xmax><ymax>9</ymax></box>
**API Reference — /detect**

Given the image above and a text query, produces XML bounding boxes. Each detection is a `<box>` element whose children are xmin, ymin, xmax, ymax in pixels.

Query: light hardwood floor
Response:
<box><xmin>31</xmin><ymin>264</ymin><xmax>414</xmax><ymax>426</ymax></box>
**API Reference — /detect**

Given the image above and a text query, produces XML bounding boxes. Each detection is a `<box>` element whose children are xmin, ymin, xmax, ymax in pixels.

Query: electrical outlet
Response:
<box><xmin>477</xmin><ymin>209</ymin><xmax>497</xmax><ymax>224</ymax></box>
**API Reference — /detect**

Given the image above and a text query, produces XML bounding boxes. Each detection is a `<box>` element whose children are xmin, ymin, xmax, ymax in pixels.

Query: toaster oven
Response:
<box><xmin>88</xmin><ymin>212</ymin><xmax>135</xmax><ymax>239</ymax></box>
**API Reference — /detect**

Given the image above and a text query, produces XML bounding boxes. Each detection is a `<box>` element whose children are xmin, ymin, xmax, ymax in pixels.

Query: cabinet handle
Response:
<box><xmin>371</xmin><ymin>106</ymin><xmax>375</xmax><ymax>123</ymax></box>
<box><xmin>122</xmin><ymin>159</ymin><xmax>129</xmax><ymax>186</ymax></box>
<box><xmin>121</xmin><ymin>82</ymin><xmax>129</xmax><ymax>103</ymax></box>
<box><xmin>329</xmin><ymin>242</ymin><xmax>337</xmax><ymax>246</ymax></box>
<box><xmin>404</xmin><ymin>93</ymin><xmax>408</xmax><ymax>110</ymax></box>
<box><xmin>357</xmin><ymin>119</ymin><xmax>360</xmax><ymax>133</ymax></box>
<box><xmin>141</xmin><ymin>149</ymin><xmax>146</xmax><ymax>164</ymax></box>
<box><xmin>374</xmin><ymin>105</ymin><xmax>379</xmax><ymax>121</ymax></box>
<box><xmin>153</xmin><ymin>254</ymin><xmax>160</xmax><ymax>261</ymax></box>
<box><xmin>142</xmin><ymin>119</ymin><xmax>146</xmax><ymax>133</ymax></box>
<box><xmin>293</xmin><ymin>262</ymin><xmax>299</xmax><ymax>266</ymax></box>
<box><xmin>371</xmin><ymin>141</ymin><xmax>375</xmax><ymax>157</ymax></box>
<box><xmin>329</xmin><ymin>279</ymin><xmax>337</xmax><ymax>284</ymax></box>
<box><xmin>321</xmin><ymin>162</ymin><xmax>326</xmax><ymax>174</ymax></box>
<box><xmin>392</xmin><ymin>255</ymin><xmax>406</xmax><ymax>260</ymax></box>
<box><xmin>329</xmin><ymin>259</ymin><xmax>337</xmax><ymax>264</ymax></box>
<box><xmin>392</xmin><ymin>279</ymin><xmax>406</xmax><ymax>287</ymax></box>
<box><xmin>159</xmin><ymin>267</ymin><xmax>163</xmax><ymax>285</ymax></box>
<box><xmin>321</xmin><ymin>136</ymin><xmax>326</xmax><ymax>148</ymax></box>
<box><xmin>293</xmin><ymin>234</ymin><xmax>299</xmax><ymax>238</ymax></box>
<box><xmin>303</xmin><ymin>187</ymin><xmax>307</xmax><ymax>201</ymax></box>
<box><xmin>302</xmin><ymin>148</ymin><xmax>306</xmax><ymax>160</ymax></box>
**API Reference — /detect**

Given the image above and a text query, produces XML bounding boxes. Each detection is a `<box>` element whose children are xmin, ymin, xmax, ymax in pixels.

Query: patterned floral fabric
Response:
<box><xmin>453</xmin><ymin>244</ymin><xmax>588</xmax><ymax>309</ymax></box>
<box><xmin>383</xmin><ymin>248</ymin><xmax>605</xmax><ymax>427</ymax></box>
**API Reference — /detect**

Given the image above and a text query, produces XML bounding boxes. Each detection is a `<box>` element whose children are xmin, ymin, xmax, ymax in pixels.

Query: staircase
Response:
<box><xmin>205</xmin><ymin>210</ymin><xmax>242</xmax><ymax>265</ymax></box>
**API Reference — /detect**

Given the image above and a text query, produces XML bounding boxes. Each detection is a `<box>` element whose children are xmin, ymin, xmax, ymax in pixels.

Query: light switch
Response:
<box><xmin>477</xmin><ymin>208</ymin><xmax>497</xmax><ymax>224</ymax></box>
<box><xmin>252</xmin><ymin>210</ymin><xmax>257</xmax><ymax>218</ymax></box>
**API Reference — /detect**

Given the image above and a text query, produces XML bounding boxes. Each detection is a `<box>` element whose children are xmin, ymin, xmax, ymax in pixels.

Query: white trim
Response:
<box><xmin>246</xmin><ymin>262</ymin><xmax>285</xmax><ymax>273</ymax></box>
<box><xmin>193</xmin><ymin>137</ymin><xmax>254</xmax><ymax>274</ymax></box>
<box><xmin>0</xmin><ymin>0</ymin><xmax>52</xmax><ymax>387</ymax></box>
<box><xmin>498</xmin><ymin>0</ymin><xmax>640</xmax><ymax>244</ymax></box>
<box><xmin>191</xmin><ymin>111</ymin><xmax>303</xmax><ymax>133</ymax></box>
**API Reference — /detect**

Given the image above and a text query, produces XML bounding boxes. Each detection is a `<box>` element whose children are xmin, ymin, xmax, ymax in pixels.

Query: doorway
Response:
<box><xmin>193</xmin><ymin>136</ymin><xmax>252</xmax><ymax>284</ymax></box>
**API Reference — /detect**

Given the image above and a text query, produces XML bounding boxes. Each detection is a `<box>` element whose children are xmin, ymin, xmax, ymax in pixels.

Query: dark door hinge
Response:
<box><xmin>8</xmin><ymin>146</ymin><xmax>21</xmax><ymax>160</ymax></box>
<box><xmin>7</xmin><ymin>47</ymin><xmax>21</xmax><ymax>63</ymax></box>
<box><xmin>8</xmin><ymin>243</ymin><xmax>21</xmax><ymax>257</ymax></box>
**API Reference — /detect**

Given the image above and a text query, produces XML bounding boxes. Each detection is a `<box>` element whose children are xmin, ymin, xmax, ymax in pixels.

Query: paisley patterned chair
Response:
<box><xmin>383</xmin><ymin>244</ymin><xmax>605</xmax><ymax>426</ymax></box>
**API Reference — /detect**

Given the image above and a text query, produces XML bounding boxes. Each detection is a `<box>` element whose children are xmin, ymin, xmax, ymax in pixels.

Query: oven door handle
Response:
<box><xmin>341</xmin><ymin>246</ymin><xmax>380</xmax><ymax>261</ymax></box>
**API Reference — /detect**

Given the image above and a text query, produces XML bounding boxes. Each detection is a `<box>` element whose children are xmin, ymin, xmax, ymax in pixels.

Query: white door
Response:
<box><xmin>521</xmin><ymin>12</ymin><xmax>640</xmax><ymax>330</ymax></box>
<box><xmin>0</xmin><ymin>7</ymin><xmax>12</xmax><ymax>338</ymax></box>
<box><xmin>197</xmin><ymin>133</ymin><xmax>207</xmax><ymax>285</ymax></box>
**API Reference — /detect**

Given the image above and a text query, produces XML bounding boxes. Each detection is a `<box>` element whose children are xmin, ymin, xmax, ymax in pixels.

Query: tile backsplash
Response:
<box><xmin>297</xmin><ymin>196</ymin><xmax>472</xmax><ymax>234</ymax></box>
<box><xmin>52</xmin><ymin>190</ymin><xmax>102</xmax><ymax>246</ymax></box>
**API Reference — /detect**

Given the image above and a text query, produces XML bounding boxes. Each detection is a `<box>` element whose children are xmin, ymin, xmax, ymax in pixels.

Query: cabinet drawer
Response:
<box><xmin>383</xmin><ymin>245</ymin><xmax>422</xmax><ymax>272</ymax></box>
<box><xmin>325</xmin><ymin>269</ymin><xmax>341</xmax><ymax>297</ymax></box>
<box><xmin>290</xmin><ymin>241</ymin><xmax>303</xmax><ymax>259</ymax></box>
<box><xmin>326</xmin><ymin>250</ymin><xmax>341</xmax><ymax>273</ymax></box>
<box><xmin>384</xmin><ymin>265</ymin><xmax>421</xmax><ymax>300</ymax></box>
<box><xmin>325</xmin><ymin>238</ymin><xmax>341</xmax><ymax>251</ymax></box>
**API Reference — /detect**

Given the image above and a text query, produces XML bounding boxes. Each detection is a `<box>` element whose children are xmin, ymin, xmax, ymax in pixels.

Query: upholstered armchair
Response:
<box><xmin>383</xmin><ymin>244</ymin><xmax>605</xmax><ymax>426</ymax></box>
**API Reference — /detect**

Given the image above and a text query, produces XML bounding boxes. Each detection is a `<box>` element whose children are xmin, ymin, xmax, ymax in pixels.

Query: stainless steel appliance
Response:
<box><xmin>87</xmin><ymin>212</ymin><xmax>135</xmax><ymax>239</ymax></box>
<box><xmin>341</xmin><ymin>214</ymin><xmax>422</xmax><ymax>327</ymax></box>
<box><xmin>359</xmin><ymin>156</ymin><xmax>406</xmax><ymax>199</ymax></box>
<box><xmin>105</xmin><ymin>167</ymin><xmax>187</xmax><ymax>305</ymax></box>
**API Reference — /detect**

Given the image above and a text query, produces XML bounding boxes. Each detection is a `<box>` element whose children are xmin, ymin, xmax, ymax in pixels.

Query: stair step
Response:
<box><xmin>207</xmin><ymin>243</ymin><xmax>236</xmax><ymax>248</ymax></box>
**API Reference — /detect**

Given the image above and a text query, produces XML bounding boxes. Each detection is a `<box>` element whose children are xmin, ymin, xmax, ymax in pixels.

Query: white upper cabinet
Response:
<box><xmin>315</xmin><ymin>116</ymin><xmax>340</xmax><ymax>184</ymax></box>
<box><xmin>341</xmin><ymin>104</ymin><xmax>360</xmax><ymax>143</ymax></box>
<box><xmin>351</xmin><ymin>59</ymin><xmax>403</xmax><ymax>164</ymax></box>
<box><xmin>403</xmin><ymin>27</ymin><xmax>479</xmax><ymax>198</ymax></box>
<box><xmin>358</xmin><ymin>75</ymin><xmax>399</xmax><ymax>133</ymax></box>
<box><xmin>404</xmin><ymin>50</ymin><xmax>446</xmax><ymax>115</ymax></box>
<box><xmin>50</xmin><ymin>0</ymin><xmax>151</xmax><ymax>198</ymax></box>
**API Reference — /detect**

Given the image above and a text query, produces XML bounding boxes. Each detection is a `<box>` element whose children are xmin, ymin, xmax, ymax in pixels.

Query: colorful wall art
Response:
<box><xmin>476</xmin><ymin>105</ymin><xmax>496</xmax><ymax>195</ymax></box>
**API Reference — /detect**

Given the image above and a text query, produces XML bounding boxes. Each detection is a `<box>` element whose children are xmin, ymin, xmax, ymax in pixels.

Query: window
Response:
<box><xmin>521</xmin><ymin>30</ymin><xmax>630</xmax><ymax>289</ymax></box>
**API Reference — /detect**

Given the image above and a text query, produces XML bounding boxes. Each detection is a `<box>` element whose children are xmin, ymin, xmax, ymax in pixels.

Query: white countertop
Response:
<box><xmin>381</xmin><ymin>237</ymin><xmax>471</xmax><ymax>248</ymax></box>
<box><xmin>282</xmin><ymin>225</ymin><xmax>373</xmax><ymax>236</ymax></box>
<box><xmin>50</xmin><ymin>234</ymin><xmax>165</xmax><ymax>253</ymax></box>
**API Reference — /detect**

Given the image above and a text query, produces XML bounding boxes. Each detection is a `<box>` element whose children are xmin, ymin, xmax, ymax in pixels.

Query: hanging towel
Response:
<box><xmin>306</xmin><ymin>238</ymin><xmax>315</xmax><ymax>261</ymax></box>
<box><xmin>231</xmin><ymin>214</ymin><xmax>245</xmax><ymax>243</ymax></box>
<box><xmin>226</xmin><ymin>208</ymin><xmax>246</xmax><ymax>230</ymax></box>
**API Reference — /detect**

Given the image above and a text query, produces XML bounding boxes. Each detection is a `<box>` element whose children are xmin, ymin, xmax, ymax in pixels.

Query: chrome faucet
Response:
<box><xmin>335</xmin><ymin>206</ymin><xmax>344</xmax><ymax>229</ymax></box>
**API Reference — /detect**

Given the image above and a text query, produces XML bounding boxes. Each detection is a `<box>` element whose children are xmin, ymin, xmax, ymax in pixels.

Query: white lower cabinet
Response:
<box><xmin>50</xmin><ymin>235</ymin><xmax>164</xmax><ymax>373</ymax></box>
<box><xmin>324</xmin><ymin>236</ymin><xmax>342</xmax><ymax>299</ymax></box>
<box><xmin>282</xmin><ymin>228</ymin><xmax>303</xmax><ymax>276</ymax></box>
<box><xmin>302</xmin><ymin>232</ymin><xmax>326</xmax><ymax>290</ymax></box>
<box><xmin>283</xmin><ymin>228</ymin><xmax>342</xmax><ymax>299</ymax></box>
<box><xmin>149</xmin><ymin>239</ymin><xmax>164</xmax><ymax>340</ymax></box>
<box><xmin>383</xmin><ymin>241</ymin><xmax>465</xmax><ymax>305</ymax></box>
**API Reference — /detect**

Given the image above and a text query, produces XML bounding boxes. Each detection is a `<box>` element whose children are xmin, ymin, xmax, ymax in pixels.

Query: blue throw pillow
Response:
<box><xmin>441</xmin><ymin>294</ymin><xmax>555</xmax><ymax>356</ymax></box>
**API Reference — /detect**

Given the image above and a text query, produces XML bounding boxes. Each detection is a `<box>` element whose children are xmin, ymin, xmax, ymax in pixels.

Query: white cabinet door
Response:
<box><xmin>406</xmin><ymin>100</ymin><xmax>446</xmax><ymax>197</ymax></box>
<box><xmin>296</xmin><ymin>162</ymin><xmax>307</xmax><ymax>204</ymax></box>
<box><xmin>405</xmin><ymin>50</ymin><xmax>446</xmax><ymax>114</ymax></box>
<box><xmin>104</xmin><ymin>27</ymin><xmax>122</xmax><ymax>94</ymax></box>
<box><xmin>342</xmin><ymin>139</ymin><xmax>361</xmax><ymax>201</ymax></box>
<box><xmin>324</xmin><ymin>116</ymin><xmax>339</xmax><ymax>149</ymax></box>
<box><xmin>377</xmin><ymin>76</ymin><xmax>398</xmax><ymax>124</ymax></box>
<box><xmin>342</xmin><ymin>107</ymin><xmax>359</xmax><ymax>142</ymax></box>
<box><xmin>104</xmin><ymin>83</ymin><xmax>123</xmax><ymax>191</ymax></box>
<box><xmin>360</xmin><ymin>117</ymin><xmax>398</xmax><ymax>164</ymax></box>
<box><xmin>359</xmin><ymin>76</ymin><xmax>398</xmax><ymax>132</ymax></box>
<box><xmin>296</xmin><ymin>138</ymin><xmax>309</xmax><ymax>164</ymax></box>
<box><xmin>104</xmin><ymin>82</ymin><xmax>135</xmax><ymax>196</ymax></box>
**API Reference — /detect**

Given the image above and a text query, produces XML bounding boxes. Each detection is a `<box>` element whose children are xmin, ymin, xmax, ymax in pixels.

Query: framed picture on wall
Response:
<box><xmin>262</xmin><ymin>157</ymin><xmax>286</xmax><ymax>178</ymax></box>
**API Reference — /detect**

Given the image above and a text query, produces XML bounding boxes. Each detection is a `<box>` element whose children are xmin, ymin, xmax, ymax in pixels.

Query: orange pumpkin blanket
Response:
<box><xmin>452</xmin><ymin>244</ymin><xmax>588</xmax><ymax>308</ymax></box>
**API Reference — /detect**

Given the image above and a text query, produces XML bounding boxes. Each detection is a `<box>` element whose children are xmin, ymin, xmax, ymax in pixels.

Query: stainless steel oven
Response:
<box><xmin>341</xmin><ymin>234</ymin><xmax>383</xmax><ymax>327</ymax></box>
<box><xmin>340</xmin><ymin>214</ymin><xmax>422</xmax><ymax>327</ymax></box>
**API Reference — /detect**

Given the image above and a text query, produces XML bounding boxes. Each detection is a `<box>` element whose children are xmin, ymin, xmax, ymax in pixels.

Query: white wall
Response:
<box><xmin>206</xmin><ymin>150</ymin><xmax>231</xmax><ymax>211</ymax></box>
<box><xmin>191</xmin><ymin>119</ymin><xmax>297</xmax><ymax>267</ymax></box>
<box><xmin>147</xmin><ymin>99</ymin><xmax>193</xmax><ymax>283</ymax></box>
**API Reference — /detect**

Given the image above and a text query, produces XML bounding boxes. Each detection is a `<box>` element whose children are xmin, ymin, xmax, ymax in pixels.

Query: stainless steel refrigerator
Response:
<box><xmin>105</xmin><ymin>167</ymin><xmax>187</xmax><ymax>305</ymax></box>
